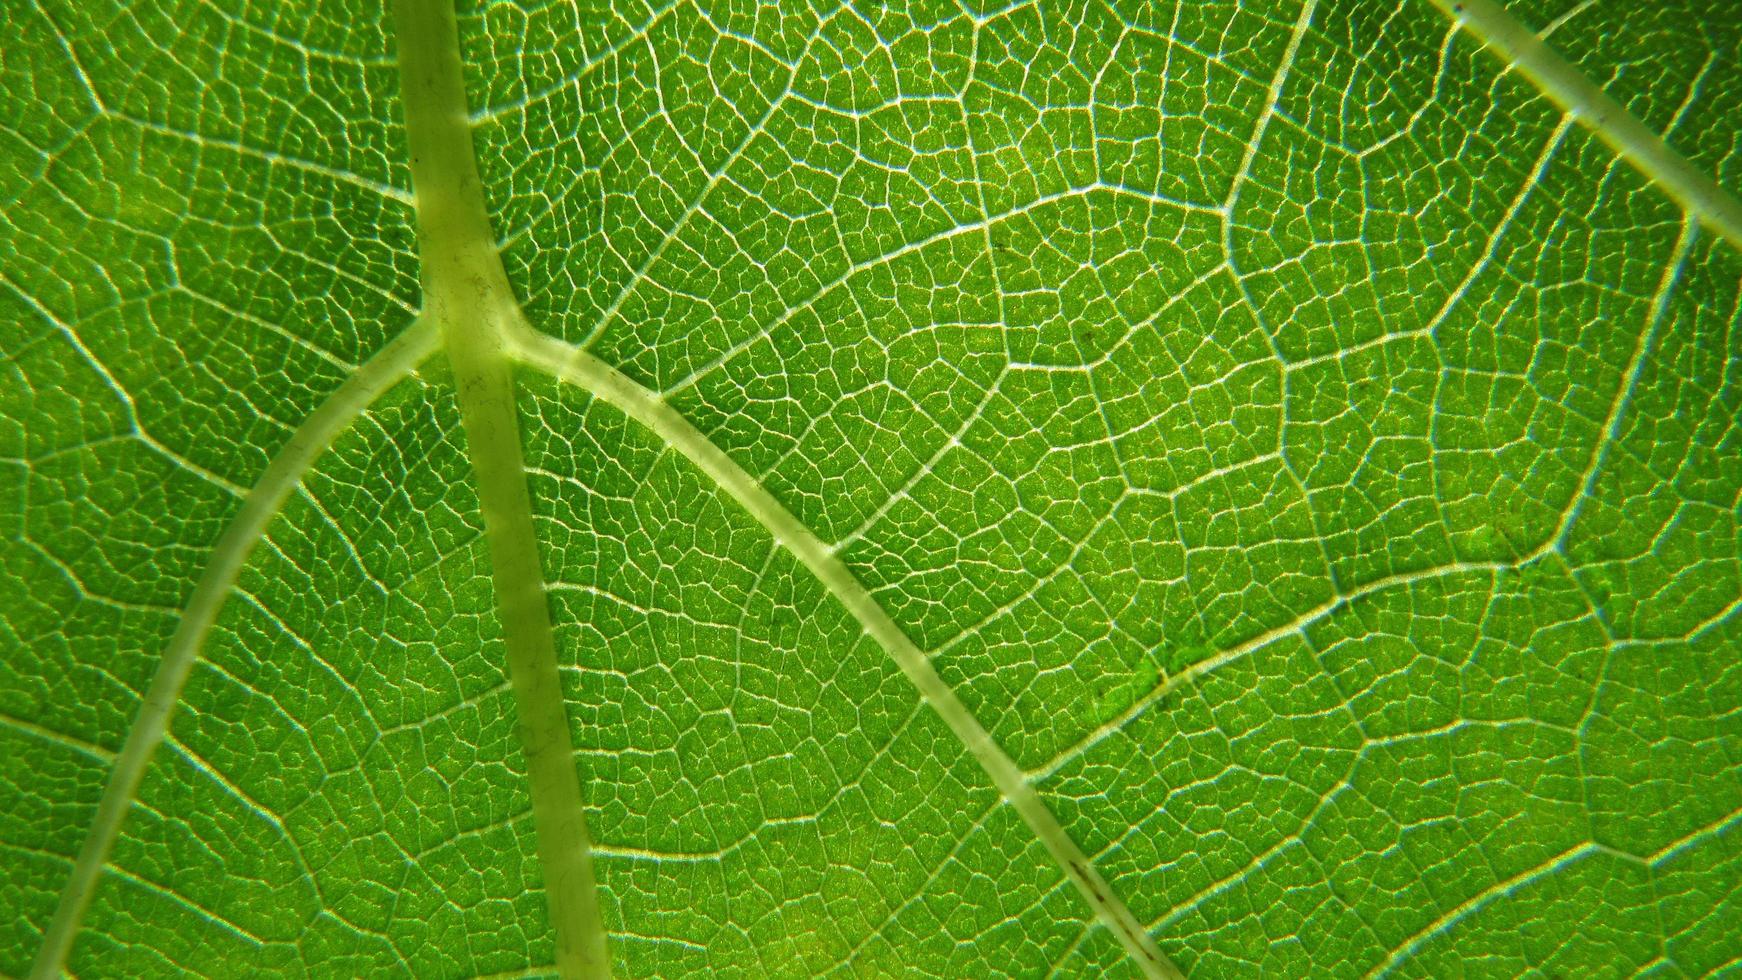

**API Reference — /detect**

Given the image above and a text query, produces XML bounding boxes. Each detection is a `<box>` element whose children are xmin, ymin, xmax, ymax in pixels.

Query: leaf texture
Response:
<box><xmin>2</xmin><ymin>0</ymin><xmax>1740</xmax><ymax>976</ymax></box>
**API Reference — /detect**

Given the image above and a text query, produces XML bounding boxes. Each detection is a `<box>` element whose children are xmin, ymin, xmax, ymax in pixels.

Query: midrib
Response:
<box><xmin>392</xmin><ymin>0</ymin><xmax>610</xmax><ymax>977</ymax></box>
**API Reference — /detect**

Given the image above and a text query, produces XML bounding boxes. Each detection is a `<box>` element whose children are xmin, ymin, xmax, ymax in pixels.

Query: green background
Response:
<box><xmin>2</xmin><ymin>0</ymin><xmax>1738</xmax><ymax>974</ymax></box>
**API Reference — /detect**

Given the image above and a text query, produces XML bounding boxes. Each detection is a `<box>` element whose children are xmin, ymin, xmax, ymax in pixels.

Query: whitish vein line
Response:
<box><xmin>392</xmin><ymin>0</ymin><xmax>610</xmax><ymax>976</ymax></box>
<box><xmin>1034</xmin><ymin>558</ymin><xmax>1512</xmax><ymax>782</ymax></box>
<box><xmin>509</xmin><ymin>328</ymin><xmax>1183</xmax><ymax>980</ymax></box>
<box><xmin>102</xmin><ymin>862</ymin><xmax>267</xmax><ymax>949</ymax></box>
<box><xmin>1541</xmin><ymin>218</ymin><xmax>1696</xmax><ymax>553</ymax></box>
<box><xmin>0</xmin><ymin>713</ymin><xmax>115</xmax><ymax>764</ymax></box>
<box><xmin>1428</xmin><ymin>0</ymin><xmax>1742</xmax><ymax>252</ymax></box>
<box><xmin>1366</xmin><ymin>842</ymin><xmax>1600</xmax><ymax>977</ymax></box>
<box><xmin>1224</xmin><ymin>0</ymin><xmax>1319</xmax><ymax>218</ymax></box>
<box><xmin>1282</xmin><ymin>114</ymin><xmax>1571</xmax><ymax>374</ymax></box>
<box><xmin>1650</xmin><ymin>807</ymin><xmax>1742</xmax><ymax>867</ymax></box>
<box><xmin>111</xmin><ymin>114</ymin><xmax>415</xmax><ymax>206</ymax></box>
<box><xmin>0</xmin><ymin>272</ymin><xmax>248</xmax><ymax>499</ymax></box>
<box><xmin>28</xmin><ymin>316</ymin><xmax>439</xmax><ymax>980</ymax></box>
<box><xmin>1536</xmin><ymin>0</ymin><xmax>1595</xmax><ymax>40</ymax></box>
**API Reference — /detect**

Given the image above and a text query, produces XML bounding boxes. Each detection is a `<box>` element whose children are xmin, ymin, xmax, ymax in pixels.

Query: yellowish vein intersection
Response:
<box><xmin>4</xmin><ymin>0</ymin><xmax>1741</xmax><ymax>977</ymax></box>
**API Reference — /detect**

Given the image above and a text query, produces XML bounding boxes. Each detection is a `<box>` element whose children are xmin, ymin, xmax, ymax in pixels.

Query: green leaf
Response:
<box><xmin>4</xmin><ymin>0</ymin><xmax>1739</xmax><ymax>976</ymax></box>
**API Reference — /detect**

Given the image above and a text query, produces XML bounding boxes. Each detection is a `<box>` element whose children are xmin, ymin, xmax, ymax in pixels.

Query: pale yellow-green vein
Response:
<box><xmin>29</xmin><ymin>316</ymin><xmax>439</xmax><ymax>980</ymax></box>
<box><xmin>508</xmin><ymin>327</ymin><xmax>1185</xmax><ymax>980</ymax></box>
<box><xmin>392</xmin><ymin>0</ymin><xmax>610</xmax><ymax>976</ymax></box>
<box><xmin>1429</xmin><ymin>0</ymin><xmax>1742</xmax><ymax>252</ymax></box>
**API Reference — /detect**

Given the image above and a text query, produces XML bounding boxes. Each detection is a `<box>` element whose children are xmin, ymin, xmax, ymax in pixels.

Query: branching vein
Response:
<box><xmin>509</xmin><ymin>328</ymin><xmax>1185</xmax><ymax>980</ymax></box>
<box><xmin>28</xmin><ymin>316</ymin><xmax>438</xmax><ymax>980</ymax></box>
<box><xmin>392</xmin><ymin>0</ymin><xmax>610</xmax><ymax>975</ymax></box>
<box><xmin>1429</xmin><ymin>0</ymin><xmax>1742</xmax><ymax>252</ymax></box>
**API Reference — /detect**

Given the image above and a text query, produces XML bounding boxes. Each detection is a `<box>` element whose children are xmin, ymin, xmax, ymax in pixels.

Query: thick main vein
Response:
<box><xmin>391</xmin><ymin>0</ymin><xmax>609</xmax><ymax>977</ymax></box>
<box><xmin>1427</xmin><ymin>0</ymin><xmax>1742</xmax><ymax>251</ymax></box>
<box><xmin>28</xmin><ymin>317</ymin><xmax>439</xmax><ymax>980</ymax></box>
<box><xmin>508</xmin><ymin>329</ymin><xmax>1184</xmax><ymax>980</ymax></box>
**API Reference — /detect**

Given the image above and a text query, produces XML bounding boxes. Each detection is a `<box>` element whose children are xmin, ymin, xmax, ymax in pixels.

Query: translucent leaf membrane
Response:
<box><xmin>60</xmin><ymin>373</ymin><xmax>557</xmax><ymax>977</ymax></box>
<box><xmin>3</xmin><ymin>0</ymin><xmax>416</xmax><ymax>971</ymax></box>
<box><xmin>518</xmin><ymin>373</ymin><xmax>1141</xmax><ymax>977</ymax></box>
<box><xmin>4</xmin><ymin>0</ymin><xmax>1739</xmax><ymax>974</ymax></box>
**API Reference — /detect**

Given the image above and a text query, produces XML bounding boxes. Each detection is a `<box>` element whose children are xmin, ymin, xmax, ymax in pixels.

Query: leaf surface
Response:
<box><xmin>3</xmin><ymin>0</ymin><xmax>1740</xmax><ymax>976</ymax></box>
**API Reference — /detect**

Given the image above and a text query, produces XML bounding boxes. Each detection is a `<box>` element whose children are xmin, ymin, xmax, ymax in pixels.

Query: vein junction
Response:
<box><xmin>34</xmin><ymin>1</ymin><xmax>1181</xmax><ymax>975</ymax></box>
<box><xmin>508</xmin><ymin>330</ymin><xmax>1184</xmax><ymax>980</ymax></box>
<box><xmin>30</xmin><ymin>0</ymin><xmax>1742</xmax><ymax>975</ymax></box>
<box><xmin>394</xmin><ymin>0</ymin><xmax>609</xmax><ymax>975</ymax></box>
<box><xmin>388</xmin><ymin>0</ymin><xmax>1178</xmax><ymax>971</ymax></box>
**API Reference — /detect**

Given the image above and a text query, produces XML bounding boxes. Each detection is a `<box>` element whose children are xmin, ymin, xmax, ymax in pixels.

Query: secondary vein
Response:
<box><xmin>509</xmin><ymin>328</ymin><xmax>1185</xmax><ymax>980</ymax></box>
<box><xmin>29</xmin><ymin>316</ymin><xmax>439</xmax><ymax>980</ymax></box>
<box><xmin>391</xmin><ymin>1</ymin><xmax>610</xmax><ymax>976</ymax></box>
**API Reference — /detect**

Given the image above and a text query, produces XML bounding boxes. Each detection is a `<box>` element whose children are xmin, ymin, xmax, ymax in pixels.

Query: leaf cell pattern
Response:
<box><xmin>2</xmin><ymin>0</ymin><xmax>1739</xmax><ymax>976</ymax></box>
